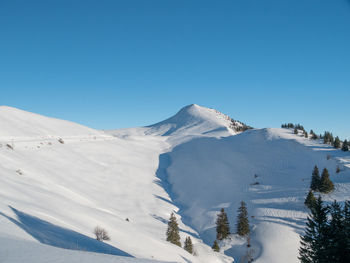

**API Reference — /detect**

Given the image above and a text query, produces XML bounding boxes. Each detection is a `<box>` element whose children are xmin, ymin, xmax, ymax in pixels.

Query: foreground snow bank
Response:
<box><xmin>0</xmin><ymin>237</ymin><xmax>166</xmax><ymax>263</ymax></box>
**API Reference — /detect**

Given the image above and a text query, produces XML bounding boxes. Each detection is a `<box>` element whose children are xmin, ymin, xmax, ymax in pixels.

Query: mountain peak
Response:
<box><xmin>147</xmin><ymin>104</ymin><xmax>251</xmax><ymax>137</ymax></box>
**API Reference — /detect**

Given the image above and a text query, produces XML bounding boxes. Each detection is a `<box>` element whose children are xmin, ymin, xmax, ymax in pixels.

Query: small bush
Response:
<box><xmin>58</xmin><ymin>138</ymin><xmax>65</xmax><ymax>144</ymax></box>
<box><xmin>93</xmin><ymin>226</ymin><xmax>110</xmax><ymax>242</ymax></box>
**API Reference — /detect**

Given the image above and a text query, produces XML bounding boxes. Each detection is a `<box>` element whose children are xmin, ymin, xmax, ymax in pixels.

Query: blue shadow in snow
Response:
<box><xmin>0</xmin><ymin>206</ymin><xmax>132</xmax><ymax>257</ymax></box>
<box><xmin>154</xmin><ymin>153</ymin><xmax>199</xmax><ymax>239</ymax></box>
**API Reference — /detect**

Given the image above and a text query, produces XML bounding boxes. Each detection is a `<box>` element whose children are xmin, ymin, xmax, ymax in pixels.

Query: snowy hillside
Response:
<box><xmin>1</xmin><ymin>236</ymin><xmax>167</xmax><ymax>263</ymax></box>
<box><xmin>0</xmin><ymin>106</ymin><xmax>102</xmax><ymax>138</ymax></box>
<box><xmin>164</xmin><ymin>128</ymin><xmax>350</xmax><ymax>262</ymax></box>
<box><xmin>108</xmin><ymin>104</ymin><xmax>250</xmax><ymax>145</ymax></box>
<box><xmin>0</xmin><ymin>104</ymin><xmax>349</xmax><ymax>263</ymax></box>
<box><xmin>0</xmin><ymin>105</ymin><xmax>233</xmax><ymax>263</ymax></box>
<box><xmin>146</xmin><ymin>104</ymin><xmax>250</xmax><ymax>136</ymax></box>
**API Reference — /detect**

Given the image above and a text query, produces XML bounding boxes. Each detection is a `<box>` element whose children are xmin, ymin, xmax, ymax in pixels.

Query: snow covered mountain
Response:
<box><xmin>0</xmin><ymin>104</ymin><xmax>349</xmax><ymax>263</ymax></box>
<box><xmin>146</xmin><ymin>104</ymin><xmax>250</xmax><ymax>137</ymax></box>
<box><xmin>108</xmin><ymin>104</ymin><xmax>250</xmax><ymax>145</ymax></box>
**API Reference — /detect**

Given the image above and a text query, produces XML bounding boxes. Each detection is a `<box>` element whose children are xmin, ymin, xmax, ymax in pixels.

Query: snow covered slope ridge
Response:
<box><xmin>0</xmin><ymin>106</ymin><xmax>103</xmax><ymax>138</ymax></box>
<box><xmin>0</xmin><ymin>105</ymin><xmax>232</xmax><ymax>263</ymax></box>
<box><xmin>147</xmin><ymin>104</ymin><xmax>251</xmax><ymax>137</ymax></box>
<box><xmin>108</xmin><ymin>104</ymin><xmax>251</xmax><ymax>141</ymax></box>
<box><xmin>163</xmin><ymin>128</ymin><xmax>350</xmax><ymax>263</ymax></box>
<box><xmin>1</xmin><ymin>105</ymin><xmax>349</xmax><ymax>263</ymax></box>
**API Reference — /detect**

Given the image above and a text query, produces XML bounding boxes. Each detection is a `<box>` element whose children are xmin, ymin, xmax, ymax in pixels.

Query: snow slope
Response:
<box><xmin>0</xmin><ymin>104</ymin><xmax>349</xmax><ymax>263</ymax></box>
<box><xmin>1</xmin><ymin>236</ymin><xmax>167</xmax><ymax>263</ymax></box>
<box><xmin>0</xmin><ymin>105</ymin><xmax>232</xmax><ymax>263</ymax></box>
<box><xmin>163</xmin><ymin>128</ymin><xmax>350</xmax><ymax>263</ymax></box>
<box><xmin>0</xmin><ymin>106</ymin><xmax>102</xmax><ymax>138</ymax></box>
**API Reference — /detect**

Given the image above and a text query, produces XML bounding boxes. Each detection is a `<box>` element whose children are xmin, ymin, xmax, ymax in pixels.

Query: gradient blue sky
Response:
<box><xmin>1</xmin><ymin>0</ymin><xmax>349</xmax><ymax>138</ymax></box>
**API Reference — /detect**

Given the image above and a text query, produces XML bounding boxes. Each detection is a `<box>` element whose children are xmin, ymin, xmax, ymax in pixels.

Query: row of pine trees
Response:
<box><xmin>281</xmin><ymin>123</ymin><xmax>349</xmax><ymax>151</ymax></box>
<box><xmin>212</xmin><ymin>201</ymin><xmax>250</xmax><ymax>252</ymax></box>
<box><xmin>165</xmin><ymin>203</ymin><xmax>251</xmax><ymax>256</ymax></box>
<box><xmin>166</xmin><ymin>213</ymin><xmax>193</xmax><ymax>254</ymax></box>
<box><xmin>300</xmin><ymin>163</ymin><xmax>350</xmax><ymax>263</ymax></box>
<box><xmin>305</xmin><ymin>166</ymin><xmax>334</xmax><ymax>210</ymax></box>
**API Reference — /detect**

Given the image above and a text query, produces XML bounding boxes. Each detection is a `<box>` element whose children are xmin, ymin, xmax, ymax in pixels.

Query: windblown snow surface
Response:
<box><xmin>0</xmin><ymin>104</ymin><xmax>349</xmax><ymax>263</ymax></box>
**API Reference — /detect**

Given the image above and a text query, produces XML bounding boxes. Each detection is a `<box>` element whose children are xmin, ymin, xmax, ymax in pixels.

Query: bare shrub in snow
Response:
<box><xmin>93</xmin><ymin>226</ymin><xmax>110</xmax><ymax>242</ymax></box>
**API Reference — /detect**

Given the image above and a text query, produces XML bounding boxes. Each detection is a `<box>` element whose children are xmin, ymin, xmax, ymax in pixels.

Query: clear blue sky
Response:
<box><xmin>1</xmin><ymin>0</ymin><xmax>349</xmax><ymax>138</ymax></box>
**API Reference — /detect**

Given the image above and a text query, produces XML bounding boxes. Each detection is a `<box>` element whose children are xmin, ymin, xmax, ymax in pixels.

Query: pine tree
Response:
<box><xmin>304</xmin><ymin>131</ymin><xmax>308</xmax><ymax>138</ymax></box>
<box><xmin>327</xmin><ymin>201</ymin><xmax>346</xmax><ymax>263</ymax></box>
<box><xmin>319</xmin><ymin>168</ymin><xmax>334</xmax><ymax>193</ymax></box>
<box><xmin>294</xmin><ymin>127</ymin><xmax>298</xmax><ymax>135</ymax></box>
<box><xmin>336</xmin><ymin>166</ymin><xmax>340</xmax><ymax>174</ymax></box>
<box><xmin>342</xmin><ymin>140</ymin><xmax>349</xmax><ymax>151</ymax></box>
<box><xmin>184</xmin><ymin>236</ymin><xmax>193</xmax><ymax>254</ymax></box>
<box><xmin>343</xmin><ymin>201</ymin><xmax>350</xmax><ymax>262</ymax></box>
<box><xmin>166</xmin><ymin>212</ymin><xmax>181</xmax><ymax>247</ymax></box>
<box><xmin>333</xmin><ymin>136</ymin><xmax>341</xmax><ymax>148</ymax></box>
<box><xmin>304</xmin><ymin>191</ymin><xmax>316</xmax><ymax>210</ymax></box>
<box><xmin>323</xmin><ymin>131</ymin><xmax>334</xmax><ymax>145</ymax></box>
<box><xmin>216</xmin><ymin>208</ymin><xmax>230</xmax><ymax>240</ymax></box>
<box><xmin>310</xmin><ymin>166</ymin><xmax>321</xmax><ymax>191</ymax></box>
<box><xmin>212</xmin><ymin>240</ymin><xmax>220</xmax><ymax>252</ymax></box>
<box><xmin>299</xmin><ymin>197</ymin><xmax>329</xmax><ymax>263</ymax></box>
<box><xmin>236</xmin><ymin>201</ymin><xmax>250</xmax><ymax>236</ymax></box>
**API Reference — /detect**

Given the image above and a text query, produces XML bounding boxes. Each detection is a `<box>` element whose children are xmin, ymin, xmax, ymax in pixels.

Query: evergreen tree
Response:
<box><xmin>212</xmin><ymin>240</ymin><xmax>220</xmax><ymax>252</ymax></box>
<box><xmin>166</xmin><ymin>212</ymin><xmax>181</xmax><ymax>247</ymax></box>
<box><xmin>236</xmin><ymin>201</ymin><xmax>250</xmax><ymax>236</ymax></box>
<box><xmin>319</xmin><ymin>168</ymin><xmax>334</xmax><ymax>193</ymax></box>
<box><xmin>342</xmin><ymin>140</ymin><xmax>349</xmax><ymax>151</ymax></box>
<box><xmin>216</xmin><ymin>208</ymin><xmax>230</xmax><ymax>240</ymax></box>
<box><xmin>299</xmin><ymin>197</ymin><xmax>329</xmax><ymax>263</ymax></box>
<box><xmin>336</xmin><ymin>166</ymin><xmax>340</xmax><ymax>174</ymax></box>
<box><xmin>333</xmin><ymin>136</ymin><xmax>341</xmax><ymax>148</ymax></box>
<box><xmin>323</xmin><ymin>132</ymin><xmax>334</xmax><ymax>145</ymax></box>
<box><xmin>304</xmin><ymin>131</ymin><xmax>308</xmax><ymax>138</ymax></box>
<box><xmin>343</xmin><ymin>201</ymin><xmax>350</xmax><ymax>262</ymax></box>
<box><xmin>309</xmin><ymin>130</ymin><xmax>318</xmax><ymax>140</ymax></box>
<box><xmin>310</xmin><ymin>166</ymin><xmax>321</xmax><ymax>191</ymax></box>
<box><xmin>304</xmin><ymin>190</ymin><xmax>316</xmax><ymax>210</ymax></box>
<box><xmin>327</xmin><ymin>201</ymin><xmax>346</xmax><ymax>263</ymax></box>
<box><xmin>294</xmin><ymin>127</ymin><xmax>298</xmax><ymax>135</ymax></box>
<box><xmin>184</xmin><ymin>236</ymin><xmax>193</xmax><ymax>254</ymax></box>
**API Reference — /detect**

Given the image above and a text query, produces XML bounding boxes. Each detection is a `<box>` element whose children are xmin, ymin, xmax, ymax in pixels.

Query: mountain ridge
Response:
<box><xmin>0</xmin><ymin>105</ymin><xmax>102</xmax><ymax>138</ymax></box>
<box><xmin>146</xmin><ymin>104</ymin><xmax>251</xmax><ymax>137</ymax></box>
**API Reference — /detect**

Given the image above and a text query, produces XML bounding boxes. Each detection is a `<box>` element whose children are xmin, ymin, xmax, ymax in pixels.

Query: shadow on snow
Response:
<box><xmin>0</xmin><ymin>206</ymin><xmax>132</xmax><ymax>257</ymax></box>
